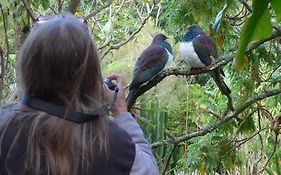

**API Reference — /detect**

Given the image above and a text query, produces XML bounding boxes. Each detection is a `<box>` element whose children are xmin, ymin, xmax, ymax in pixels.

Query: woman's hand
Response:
<box><xmin>105</xmin><ymin>74</ymin><xmax>128</xmax><ymax>117</ymax></box>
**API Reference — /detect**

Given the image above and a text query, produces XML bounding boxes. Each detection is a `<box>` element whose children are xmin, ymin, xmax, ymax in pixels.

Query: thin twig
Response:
<box><xmin>21</xmin><ymin>0</ymin><xmax>36</xmax><ymax>21</ymax></box>
<box><xmin>205</xmin><ymin>108</ymin><xmax>221</xmax><ymax>119</ymax></box>
<box><xmin>239</xmin><ymin>0</ymin><xmax>252</xmax><ymax>13</ymax></box>
<box><xmin>49</xmin><ymin>5</ymin><xmax>58</xmax><ymax>14</ymax></box>
<box><xmin>85</xmin><ymin>0</ymin><xmax>113</xmax><ymax>20</ymax></box>
<box><xmin>222</xmin><ymin>127</ymin><xmax>269</xmax><ymax>160</ymax></box>
<box><xmin>162</xmin><ymin>144</ymin><xmax>177</xmax><ymax>175</ymax></box>
<box><xmin>100</xmin><ymin>4</ymin><xmax>154</xmax><ymax>59</ymax></box>
<box><xmin>97</xmin><ymin>0</ymin><xmax>126</xmax><ymax>50</ymax></box>
<box><xmin>259</xmin><ymin>134</ymin><xmax>278</xmax><ymax>174</ymax></box>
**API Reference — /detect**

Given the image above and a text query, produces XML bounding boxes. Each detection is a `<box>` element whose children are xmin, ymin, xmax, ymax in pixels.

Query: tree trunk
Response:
<box><xmin>14</xmin><ymin>6</ymin><xmax>30</xmax><ymax>99</ymax></box>
<box><xmin>0</xmin><ymin>47</ymin><xmax>4</xmax><ymax>105</ymax></box>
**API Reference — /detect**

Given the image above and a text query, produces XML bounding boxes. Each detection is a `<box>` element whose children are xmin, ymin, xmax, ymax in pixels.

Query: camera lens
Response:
<box><xmin>104</xmin><ymin>79</ymin><xmax>117</xmax><ymax>91</ymax></box>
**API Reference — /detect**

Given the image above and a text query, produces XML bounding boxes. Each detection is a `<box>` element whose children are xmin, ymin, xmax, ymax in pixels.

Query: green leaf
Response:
<box><xmin>250</xmin><ymin>8</ymin><xmax>272</xmax><ymax>41</ymax></box>
<box><xmin>265</xmin><ymin>168</ymin><xmax>276</xmax><ymax>175</ymax></box>
<box><xmin>234</xmin><ymin>0</ymin><xmax>271</xmax><ymax>71</ymax></box>
<box><xmin>271</xmin><ymin>0</ymin><xmax>281</xmax><ymax>21</ymax></box>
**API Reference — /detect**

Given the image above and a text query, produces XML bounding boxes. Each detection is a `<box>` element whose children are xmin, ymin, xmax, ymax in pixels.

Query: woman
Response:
<box><xmin>0</xmin><ymin>14</ymin><xmax>158</xmax><ymax>175</ymax></box>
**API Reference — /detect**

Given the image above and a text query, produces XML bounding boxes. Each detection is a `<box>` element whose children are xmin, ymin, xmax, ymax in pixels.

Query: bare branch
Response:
<box><xmin>151</xmin><ymin>88</ymin><xmax>281</xmax><ymax>148</ymax></box>
<box><xmin>205</xmin><ymin>108</ymin><xmax>221</xmax><ymax>119</ymax></box>
<box><xmin>21</xmin><ymin>0</ymin><xmax>36</xmax><ymax>22</ymax></box>
<box><xmin>127</xmin><ymin>30</ymin><xmax>281</xmax><ymax>110</ymax></box>
<box><xmin>49</xmin><ymin>5</ymin><xmax>58</xmax><ymax>15</ymax></box>
<box><xmin>97</xmin><ymin>0</ymin><xmax>126</xmax><ymax>50</ymax></box>
<box><xmin>234</xmin><ymin>127</ymin><xmax>268</xmax><ymax>148</ymax></box>
<box><xmin>100</xmin><ymin>4</ymin><xmax>154</xmax><ymax>59</ymax></box>
<box><xmin>0</xmin><ymin>47</ymin><xmax>4</xmax><ymax>103</ymax></box>
<box><xmin>239</xmin><ymin>0</ymin><xmax>252</xmax><ymax>13</ymax></box>
<box><xmin>85</xmin><ymin>0</ymin><xmax>114</xmax><ymax>20</ymax></box>
<box><xmin>259</xmin><ymin>134</ymin><xmax>278</xmax><ymax>173</ymax></box>
<box><xmin>57</xmin><ymin>0</ymin><xmax>64</xmax><ymax>12</ymax></box>
<box><xmin>155</xmin><ymin>3</ymin><xmax>162</xmax><ymax>27</ymax></box>
<box><xmin>161</xmin><ymin>144</ymin><xmax>177</xmax><ymax>175</ymax></box>
<box><xmin>222</xmin><ymin>126</ymin><xmax>269</xmax><ymax>158</ymax></box>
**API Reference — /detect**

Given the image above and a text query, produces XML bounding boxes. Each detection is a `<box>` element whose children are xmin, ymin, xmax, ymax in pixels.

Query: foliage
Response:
<box><xmin>0</xmin><ymin>0</ymin><xmax>281</xmax><ymax>174</ymax></box>
<box><xmin>235</xmin><ymin>0</ymin><xmax>272</xmax><ymax>71</ymax></box>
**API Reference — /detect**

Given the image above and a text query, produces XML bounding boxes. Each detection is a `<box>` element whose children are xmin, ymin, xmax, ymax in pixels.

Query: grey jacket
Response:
<box><xmin>0</xmin><ymin>103</ymin><xmax>159</xmax><ymax>175</ymax></box>
<box><xmin>115</xmin><ymin>112</ymin><xmax>159</xmax><ymax>175</ymax></box>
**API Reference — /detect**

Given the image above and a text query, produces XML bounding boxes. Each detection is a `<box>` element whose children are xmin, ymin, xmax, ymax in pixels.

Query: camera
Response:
<box><xmin>104</xmin><ymin>79</ymin><xmax>118</xmax><ymax>91</ymax></box>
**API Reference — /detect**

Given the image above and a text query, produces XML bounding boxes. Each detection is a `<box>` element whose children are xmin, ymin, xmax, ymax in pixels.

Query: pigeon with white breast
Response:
<box><xmin>179</xmin><ymin>24</ymin><xmax>233</xmax><ymax>110</ymax></box>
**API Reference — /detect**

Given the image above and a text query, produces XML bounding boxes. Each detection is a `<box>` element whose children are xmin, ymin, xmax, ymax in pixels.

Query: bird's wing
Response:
<box><xmin>130</xmin><ymin>45</ymin><xmax>168</xmax><ymax>90</ymax></box>
<box><xmin>192</xmin><ymin>34</ymin><xmax>218</xmax><ymax>66</ymax></box>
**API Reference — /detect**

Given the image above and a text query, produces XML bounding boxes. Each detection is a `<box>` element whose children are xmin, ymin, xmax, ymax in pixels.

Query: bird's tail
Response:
<box><xmin>210</xmin><ymin>68</ymin><xmax>234</xmax><ymax>111</ymax></box>
<box><xmin>126</xmin><ymin>88</ymin><xmax>138</xmax><ymax>111</ymax></box>
<box><xmin>210</xmin><ymin>68</ymin><xmax>231</xmax><ymax>95</ymax></box>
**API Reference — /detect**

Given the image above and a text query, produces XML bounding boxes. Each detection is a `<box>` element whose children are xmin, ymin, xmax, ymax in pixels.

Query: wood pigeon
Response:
<box><xmin>127</xmin><ymin>34</ymin><xmax>173</xmax><ymax>108</ymax></box>
<box><xmin>179</xmin><ymin>25</ymin><xmax>234</xmax><ymax>110</ymax></box>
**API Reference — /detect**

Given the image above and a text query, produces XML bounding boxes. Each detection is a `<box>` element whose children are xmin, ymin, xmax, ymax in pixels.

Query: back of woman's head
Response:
<box><xmin>20</xmin><ymin>14</ymin><xmax>103</xmax><ymax>108</ymax></box>
<box><xmin>0</xmin><ymin>14</ymin><xmax>109</xmax><ymax>175</ymax></box>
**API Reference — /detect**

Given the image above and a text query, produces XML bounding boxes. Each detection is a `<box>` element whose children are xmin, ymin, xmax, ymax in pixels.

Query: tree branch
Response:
<box><xmin>21</xmin><ymin>0</ymin><xmax>36</xmax><ymax>22</ymax></box>
<box><xmin>127</xmin><ymin>30</ymin><xmax>281</xmax><ymax>110</ymax></box>
<box><xmin>85</xmin><ymin>0</ymin><xmax>113</xmax><ymax>20</ymax></box>
<box><xmin>259</xmin><ymin>134</ymin><xmax>279</xmax><ymax>173</ymax></box>
<box><xmin>221</xmin><ymin>126</ymin><xmax>269</xmax><ymax>160</ymax></box>
<box><xmin>100</xmin><ymin>4</ymin><xmax>154</xmax><ymax>59</ymax></box>
<box><xmin>97</xmin><ymin>0</ymin><xmax>126</xmax><ymax>50</ymax></box>
<box><xmin>162</xmin><ymin>144</ymin><xmax>177</xmax><ymax>175</ymax></box>
<box><xmin>151</xmin><ymin>88</ymin><xmax>281</xmax><ymax>148</ymax></box>
<box><xmin>239</xmin><ymin>0</ymin><xmax>252</xmax><ymax>13</ymax></box>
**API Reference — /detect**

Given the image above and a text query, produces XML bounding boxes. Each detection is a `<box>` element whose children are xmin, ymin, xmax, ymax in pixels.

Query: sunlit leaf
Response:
<box><xmin>250</xmin><ymin>8</ymin><xmax>272</xmax><ymax>41</ymax></box>
<box><xmin>199</xmin><ymin>161</ymin><xmax>206</xmax><ymax>175</ymax></box>
<box><xmin>234</xmin><ymin>0</ymin><xmax>271</xmax><ymax>71</ymax></box>
<box><xmin>271</xmin><ymin>0</ymin><xmax>281</xmax><ymax>21</ymax></box>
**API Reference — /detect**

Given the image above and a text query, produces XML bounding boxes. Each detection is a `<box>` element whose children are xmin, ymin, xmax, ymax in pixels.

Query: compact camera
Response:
<box><xmin>104</xmin><ymin>79</ymin><xmax>118</xmax><ymax>91</ymax></box>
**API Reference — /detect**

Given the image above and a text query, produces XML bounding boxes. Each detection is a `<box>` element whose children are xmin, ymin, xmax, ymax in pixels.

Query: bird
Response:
<box><xmin>126</xmin><ymin>34</ymin><xmax>173</xmax><ymax>110</ymax></box>
<box><xmin>179</xmin><ymin>24</ymin><xmax>234</xmax><ymax>110</ymax></box>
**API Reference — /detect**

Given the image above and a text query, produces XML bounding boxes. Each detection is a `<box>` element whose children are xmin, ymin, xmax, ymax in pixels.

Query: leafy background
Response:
<box><xmin>0</xmin><ymin>0</ymin><xmax>281</xmax><ymax>174</ymax></box>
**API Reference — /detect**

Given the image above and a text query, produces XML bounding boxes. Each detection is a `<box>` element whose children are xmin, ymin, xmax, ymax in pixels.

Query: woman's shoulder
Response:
<box><xmin>0</xmin><ymin>101</ymin><xmax>21</xmax><ymax>122</ymax></box>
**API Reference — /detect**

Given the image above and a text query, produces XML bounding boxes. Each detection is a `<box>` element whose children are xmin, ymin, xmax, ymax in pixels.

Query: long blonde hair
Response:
<box><xmin>0</xmin><ymin>14</ymin><xmax>108</xmax><ymax>175</ymax></box>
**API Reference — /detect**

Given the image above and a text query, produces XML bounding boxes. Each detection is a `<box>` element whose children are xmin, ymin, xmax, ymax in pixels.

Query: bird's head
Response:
<box><xmin>152</xmin><ymin>34</ymin><xmax>168</xmax><ymax>43</ymax></box>
<box><xmin>186</xmin><ymin>24</ymin><xmax>204</xmax><ymax>35</ymax></box>
<box><xmin>182</xmin><ymin>24</ymin><xmax>204</xmax><ymax>42</ymax></box>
